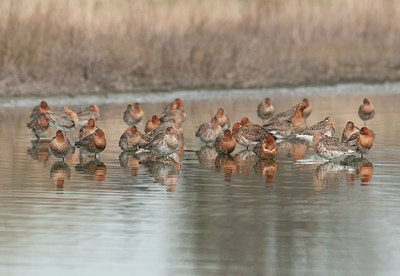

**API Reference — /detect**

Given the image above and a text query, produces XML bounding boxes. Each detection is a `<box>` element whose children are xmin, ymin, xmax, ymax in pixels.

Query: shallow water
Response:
<box><xmin>1</xmin><ymin>84</ymin><xmax>400</xmax><ymax>275</ymax></box>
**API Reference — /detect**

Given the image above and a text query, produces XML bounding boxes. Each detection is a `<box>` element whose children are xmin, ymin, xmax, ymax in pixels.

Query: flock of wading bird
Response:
<box><xmin>26</xmin><ymin>97</ymin><xmax>375</xmax><ymax>164</ymax></box>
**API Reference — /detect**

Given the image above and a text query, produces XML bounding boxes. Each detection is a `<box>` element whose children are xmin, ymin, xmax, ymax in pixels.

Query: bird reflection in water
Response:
<box><xmin>254</xmin><ymin>159</ymin><xmax>278</xmax><ymax>184</ymax></box>
<box><xmin>75</xmin><ymin>155</ymin><xmax>107</xmax><ymax>181</ymax></box>
<box><xmin>50</xmin><ymin>161</ymin><xmax>71</xmax><ymax>190</ymax></box>
<box><xmin>141</xmin><ymin>155</ymin><xmax>181</xmax><ymax>192</ymax></box>
<box><xmin>215</xmin><ymin>155</ymin><xmax>238</xmax><ymax>182</ymax></box>
<box><xmin>119</xmin><ymin>152</ymin><xmax>141</xmax><ymax>176</ymax></box>
<box><xmin>313</xmin><ymin>162</ymin><xmax>350</xmax><ymax>191</ymax></box>
<box><xmin>276</xmin><ymin>139</ymin><xmax>309</xmax><ymax>160</ymax></box>
<box><xmin>119</xmin><ymin>150</ymin><xmax>157</xmax><ymax>176</ymax></box>
<box><xmin>341</xmin><ymin>156</ymin><xmax>373</xmax><ymax>185</ymax></box>
<box><xmin>196</xmin><ymin>146</ymin><xmax>218</xmax><ymax>171</ymax></box>
<box><xmin>313</xmin><ymin>156</ymin><xmax>374</xmax><ymax>190</ymax></box>
<box><xmin>234</xmin><ymin>150</ymin><xmax>258</xmax><ymax>175</ymax></box>
<box><xmin>27</xmin><ymin>139</ymin><xmax>51</xmax><ymax>165</ymax></box>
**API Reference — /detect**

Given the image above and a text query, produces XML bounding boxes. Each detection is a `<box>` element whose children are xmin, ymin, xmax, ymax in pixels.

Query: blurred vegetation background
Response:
<box><xmin>1</xmin><ymin>0</ymin><xmax>400</xmax><ymax>96</ymax></box>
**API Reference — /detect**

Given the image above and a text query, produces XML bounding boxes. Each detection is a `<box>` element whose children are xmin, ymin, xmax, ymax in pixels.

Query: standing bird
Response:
<box><xmin>358</xmin><ymin>98</ymin><xmax>375</xmax><ymax>125</ymax></box>
<box><xmin>31</xmin><ymin>101</ymin><xmax>51</xmax><ymax>118</ymax></box>
<box><xmin>50</xmin><ymin>131</ymin><xmax>73</xmax><ymax>160</ymax></box>
<box><xmin>232</xmin><ymin>122</ymin><xmax>269</xmax><ymax>149</ymax></box>
<box><xmin>79</xmin><ymin>118</ymin><xmax>98</xmax><ymax>139</ymax></box>
<box><xmin>347</xmin><ymin>127</ymin><xmax>374</xmax><ymax>157</ymax></box>
<box><xmin>341</xmin><ymin>121</ymin><xmax>359</xmax><ymax>142</ymax></box>
<box><xmin>253</xmin><ymin>136</ymin><xmax>278</xmax><ymax>160</ymax></box>
<box><xmin>214</xmin><ymin>129</ymin><xmax>236</xmax><ymax>155</ymax></box>
<box><xmin>27</xmin><ymin>113</ymin><xmax>50</xmax><ymax>140</ymax></box>
<box><xmin>313</xmin><ymin>132</ymin><xmax>355</xmax><ymax>160</ymax></box>
<box><xmin>160</xmin><ymin>106</ymin><xmax>186</xmax><ymax>123</ymax></box>
<box><xmin>47</xmin><ymin>107</ymin><xmax>79</xmax><ymax>135</ymax></box>
<box><xmin>213</xmin><ymin>108</ymin><xmax>230</xmax><ymax>131</ymax></box>
<box><xmin>123</xmin><ymin>103</ymin><xmax>144</xmax><ymax>126</ymax></box>
<box><xmin>77</xmin><ymin>104</ymin><xmax>100</xmax><ymax>126</ymax></box>
<box><xmin>264</xmin><ymin>98</ymin><xmax>311</xmax><ymax>125</ymax></box>
<box><xmin>264</xmin><ymin>102</ymin><xmax>307</xmax><ymax>138</ymax></box>
<box><xmin>195</xmin><ymin>117</ymin><xmax>223</xmax><ymax>146</ymax></box>
<box><xmin>75</xmin><ymin>129</ymin><xmax>107</xmax><ymax>157</ymax></box>
<box><xmin>257</xmin><ymin>97</ymin><xmax>275</xmax><ymax>122</ymax></box>
<box><xmin>119</xmin><ymin>126</ymin><xmax>143</xmax><ymax>151</ymax></box>
<box><xmin>145</xmin><ymin>115</ymin><xmax>161</xmax><ymax>133</ymax></box>
<box><xmin>140</xmin><ymin>127</ymin><xmax>179</xmax><ymax>156</ymax></box>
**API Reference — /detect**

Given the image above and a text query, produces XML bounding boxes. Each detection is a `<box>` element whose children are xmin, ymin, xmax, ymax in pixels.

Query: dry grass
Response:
<box><xmin>1</xmin><ymin>0</ymin><xmax>400</xmax><ymax>96</ymax></box>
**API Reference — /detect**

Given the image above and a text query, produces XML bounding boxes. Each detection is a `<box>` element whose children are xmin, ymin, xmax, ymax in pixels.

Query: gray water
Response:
<box><xmin>1</xmin><ymin>84</ymin><xmax>400</xmax><ymax>275</ymax></box>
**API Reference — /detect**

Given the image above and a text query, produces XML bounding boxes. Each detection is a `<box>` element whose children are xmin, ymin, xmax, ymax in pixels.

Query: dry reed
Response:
<box><xmin>1</xmin><ymin>0</ymin><xmax>400</xmax><ymax>96</ymax></box>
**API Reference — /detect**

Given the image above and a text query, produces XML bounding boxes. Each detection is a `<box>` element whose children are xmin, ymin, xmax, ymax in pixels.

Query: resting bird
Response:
<box><xmin>358</xmin><ymin>98</ymin><xmax>375</xmax><ymax>125</ymax></box>
<box><xmin>75</xmin><ymin>129</ymin><xmax>106</xmax><ymax>157</ymax></box>
<box><xmin>257</xmin><ymin>97</ymin><xmax>275</xmax><ymax>122</ymax></box>
<box><xmin>27</xmin><ymin>113</ymin><xmax>50</xmax><ymax>140</ymax></box>
<box><xmin>313</xmin><ymin>132</ymin><xmax>355</xmax><ymax>160</ymax></box>
<box><xmin>347</xmin><ymin>127</ymin><xmax>374</xmax><ymax>157</ymax></box>
<box><xmin>77</xmin><ymin>104</ymin><xmax>100</xmax><ymax>126</ymax></box>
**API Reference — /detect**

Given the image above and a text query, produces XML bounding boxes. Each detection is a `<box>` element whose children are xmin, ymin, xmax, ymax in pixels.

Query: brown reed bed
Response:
<box><xmin>1</xmin><ymin>0</ymin><xmax>400</xmax><ymax>96</ymax></box>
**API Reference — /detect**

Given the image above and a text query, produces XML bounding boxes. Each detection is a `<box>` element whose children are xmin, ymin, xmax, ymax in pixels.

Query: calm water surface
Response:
<box><xmin>1</xmin><ymin>84</ymin><xmax>400</xmax><ymax>275</ymax></box>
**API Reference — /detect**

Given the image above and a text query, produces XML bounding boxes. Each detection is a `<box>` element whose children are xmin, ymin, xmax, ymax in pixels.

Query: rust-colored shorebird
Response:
<box><xmin>214</xmin><ymin>129</ymin><xmax>236</xmax><ymax>155</ymax></box>
<box><xmin>358</xmin><ymin>98</ymin><xmax>375</xmax><ymax>125</ymax></box>
<box><xmin>79</xmin><ymin>118</ymin><xmax>98</xmax><ymax>139</ymax></box>
<box><xmin>253</xmin><ymin>136</ymin><xmax>278</xmax><ymax>160</ymax></box>
<box><xmin>347</xmin><ymin>127</ymin><xmax>374</xmax><ymax>157</ymax></box>
<box><xmin>50</xmin><ymin>130</ymin><xmax>73</xmax><ymax>160</ymax></box>
<box><xmin>264</xmin><ymin>98</ymin><xmax>311</xmax><ymax>125</ymax></box>
<box><xmin>313</xmin><ymin>132</ymin><xmax>355</xmax><ymax>160</ymax></box>
<box><xmin>264</xmin><ymin>102</ymin><xmax>307</xmax><ymax>138</ymax></box>
<box><xmin>123</xmin><ymin>103</ymin><xmax>144</xmax><ymax>126</ymax></box>
<box><xmin>195</xmin><ymin>117</ymin><xmax>222</xmax><ymax>145</ymax></box>
<box><xmin>47</xmin><ymin>106</ymin><xmax>79</xmax><ymax>135</ymax></box>
<box><xmin>257</xmin><ymin>97</ymin><xmax>275</xmax><ymax>122</ymax></box>
<box><xmin>293</xmin><ymin>116</ymin><xmax>335</xmax><ymax>142</ymax></box>
<box><xmin>341</xmin><ymin>121</ymin><xmax>359</xmax><ymax>142</ymax></box>
<box><xmin>75</xmin><ymin>129</ymin><xmax>107</xmax><ymax>157</ymax></box>
<box><xmin>232</xmin><ymin>121</ymin><xmax>269</xmax><ymax>149</ymax></box>
<box><xmin>119</xmin><ymin>126</ymin><xmax>143</xmax><ymax>151</ymax></box>
<box><xmin>145</xmin><ymin>115</ymin><xmax>161</xmax><ymax>133</ymax></box>
<box><xmin>77</xmin><ymin>104</ymin><xmax>100</xmax><ymax>126</ymax></box>
<box><xmin>31</xmin><ymin>101</ymin><xmax>51</xmax><ymax>118</ymax></box>
<box><xmin>213</xmin><ymin>108</ymin><xmax>230</xmax><ymax>131</ymax></box>
<box><xmin>27</xmin><ymin>113</ymin><xmax>50</xmax><ymax>140</ymax></box>
<box><xmin>140</xmin><ymin>126</ymin><xmax>180</xmax><ymax>156</ymax></box>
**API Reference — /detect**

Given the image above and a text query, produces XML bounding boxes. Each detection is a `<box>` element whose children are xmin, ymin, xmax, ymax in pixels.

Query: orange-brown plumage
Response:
<box><xmin>253</xmin><ymin>136</ymin><xmax>277</xmax><ymax>159</ymax></box>
<box><xmin>79</xmin><ymin>118</ymin><xmax>98</xmax><ymax>139</ymax></box>
<box><xmin>31</xmin><ymin>101</ymin><xmax>50</xmax><ymax>118</ymax></box>
<box><xmin>341</xmin><ymin>121</ymin><xmax>359</xmax><ymax>142</ymax></box>
<box><xmin>75</xmin><ymin>129</ymin><xmax>107</xmax><ymax>155</ymax></box>
<box><xmin>215</xmin><ymin>129</ymin><xmax>237</xmax><ymax>155</ymax></box>
<box><xmin>145</xmin><ymin>115</ymin><xmax>161</xmax><ymax>133</ymax></box>
<box><xmin>50</xmin><ymin>130</ymin><xmax>73</xmax><ymax>159</ymax></box>
<box><xmin>358</xmin><ymin>98</ymin><xmax>375</xmax><ymax>122</ymax></box>
<box><xmin>123</xmin><ymin>103</ymin><xmax>144</xmax><ymax>126</ymax></box>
